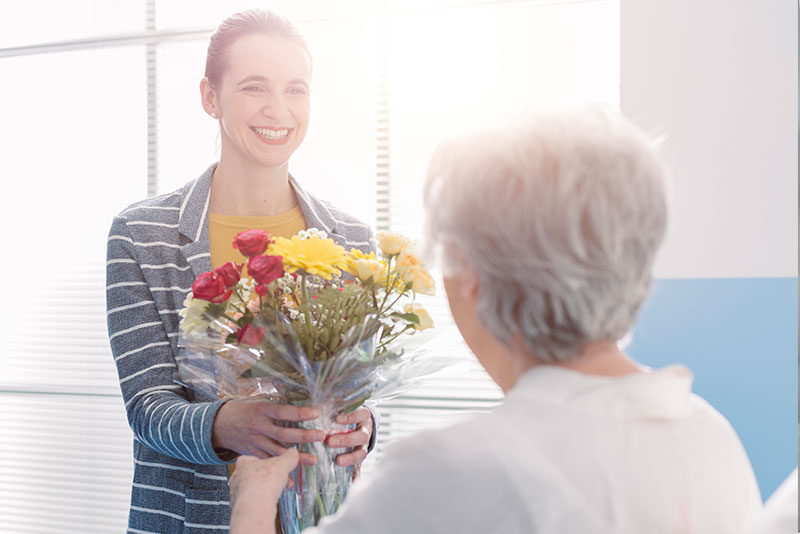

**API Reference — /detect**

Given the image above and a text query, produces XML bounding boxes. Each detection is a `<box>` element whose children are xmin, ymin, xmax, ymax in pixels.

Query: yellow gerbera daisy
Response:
<box><xmin>267</xmin><ymin>235</ymin><xmax>348</xmax><ymax>280</ymax></box>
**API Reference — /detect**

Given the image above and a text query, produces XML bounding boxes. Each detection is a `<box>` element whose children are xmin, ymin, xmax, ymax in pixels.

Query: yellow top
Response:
<box><xmin>209</xmin><ymin>206</ymin><xmax>306</xmax><ymax>271</ymax></box>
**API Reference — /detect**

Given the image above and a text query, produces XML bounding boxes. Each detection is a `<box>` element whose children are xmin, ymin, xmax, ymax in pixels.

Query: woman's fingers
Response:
<box><xmin>326</xmin><ymin>426</ymin><xmax>369</xmax><ymax>449</ymax></box>
<box><xmin>252</xmin><ymin>437</ymin><xmax>318</xmax><ymax>465</ymax></box>
<box><xmin>250</xmin><ymin>435</ymin><xmax>288</xmax><ymax>459</ymax></box>
<box><xmin>262</xmin><ymin>403</ymin><xmax>320</xmax><ymax>422</ymax></box>
<box><xmin>335</xmin><ymin>407</ymin><xmax>370</xmax><ymax>425</ymax></box>
<box><xmin>328</xmin><ymin>429</ymin><xmax>368</xmax><ymax>467</ymax></box>
<box><xmin>265</xmin><ymin>424</ymin><xmax>326</xmax><ymax>444</ymax></box>
<box><xmin>333</xmin><ymin>446</ymin><xmax>367</xmax><ymax>467</ymax></box>
<box><xmin>249</xmin><ymin>400</ymin><xmax>326</xmax><ymax>444</ymax></box>
<box><xmin>216</xmin><ymin>399</ymin><xmax>377</xmax><ymax>467</ymax></box>
<box><xmin>251</xmin><ymin>425</ymin><xmax>323</xmax><ymax>461</ymax></box>
<box><xmin>327</xmin><ymin>408</ymin><xmax>373</xmax><ymax>468</ymax></box>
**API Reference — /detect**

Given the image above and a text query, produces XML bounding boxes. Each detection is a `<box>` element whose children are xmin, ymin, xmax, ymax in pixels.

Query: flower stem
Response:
<box><xmin>379</xmin><ymin>324</ymin><xmax>414</xmax><ymax>349</ymax></box>
<box><xmin>373</xmin><ymin>255</ymin><xmax>393</xmax><ymax>311</ymax></box>
<box><xmin>299</xmin><ymin>274</ymin><xmax>315</xmax><ymax>358</ymax></box>
<box><xmin>382</xmin><ymin>289</ymin><xmax>407</xmax><ymax>314</ymax></box>
<box><xmin>221</xmin><ymin>312</ymin><xmax>241</xmax><ymax>324</ymax></box>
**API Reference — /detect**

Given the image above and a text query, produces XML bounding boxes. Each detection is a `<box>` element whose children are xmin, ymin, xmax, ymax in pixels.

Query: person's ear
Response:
<box><xmin>460</xmin><ymin>268</ymin><xmax>480</xmax><ymax>302</ymax></box>
<box><xmin>200</xmin><ymin>77</ymin><xmax>219</xmax><ymax>119</ymax></box>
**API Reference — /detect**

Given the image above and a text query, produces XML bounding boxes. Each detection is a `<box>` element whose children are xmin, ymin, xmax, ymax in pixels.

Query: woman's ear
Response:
<box><xmin>460</xmin><ymin>268</ymin><xmax>480</xmax><ymax>303</ymax></box>
<box><xmin>200</xmin><ymin>77</ymin><xmax>218</xmax><ymax>119</ymax></box>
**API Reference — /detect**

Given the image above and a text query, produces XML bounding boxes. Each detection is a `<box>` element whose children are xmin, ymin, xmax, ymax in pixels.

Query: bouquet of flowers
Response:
<box><xmin>175</xmin><ymin>227</ymin><xmax>443</xmax><ymax>533</ymax></box>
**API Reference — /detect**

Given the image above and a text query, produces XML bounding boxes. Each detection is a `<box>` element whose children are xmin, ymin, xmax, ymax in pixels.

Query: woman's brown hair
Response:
<box><xmin>205</xmin><ymin>9</ymin><xmax>311</xmax><ymax>88</ymax></box>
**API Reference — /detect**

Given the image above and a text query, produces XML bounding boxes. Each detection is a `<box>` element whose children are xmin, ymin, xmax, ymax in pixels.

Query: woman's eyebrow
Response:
<box><xmin>236</xmin><ymin>75</ymin><xmax>308</xmax><ymax>89</ymax></box>
<box><xmin>287</xmin><ymin>79</ymin><xmax>309</xmax><ymax>89</ymax></box>
<box><xmin>236</xmin><ymin>75</ymin><xmax>268</xmax><ymax>86</ymax></box>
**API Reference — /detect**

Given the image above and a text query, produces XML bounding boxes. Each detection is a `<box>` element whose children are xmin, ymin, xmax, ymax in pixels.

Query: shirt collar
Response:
<box><xmin>506</xmin><ymin>363</ymin><xmax>696</xmax><ymax>418</ymax></box>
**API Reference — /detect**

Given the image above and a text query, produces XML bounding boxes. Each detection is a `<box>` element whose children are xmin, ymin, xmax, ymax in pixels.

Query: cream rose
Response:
<box><xmin>403</xmin><ymin>265</ymin><xmax>436</xmax><ymax>296</ymax></box>
<box><xmin>354</xmin><ymin>258</ymin><xmax>389</xmax><ymax>284</ymax></box>
<box><xmin>376</xmin><ymin>231</ymin><xmax>409</xmax><ymax>256</ymax></box>
<box><xmin>403</xmin><ymin>303</ymin><xmax>434</xmax><ymax>330</ymax></box>
<box><xmin>395</xmin><ymin>248</ymin><xmax>435</xmax><ymax>296</ymax></box>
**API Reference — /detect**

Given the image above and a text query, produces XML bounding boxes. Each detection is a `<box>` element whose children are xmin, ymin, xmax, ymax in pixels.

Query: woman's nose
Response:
<box><xmin>260</xmin><ymin>92</ymin><xmax>291</xmax><ymax>119</ymax></box>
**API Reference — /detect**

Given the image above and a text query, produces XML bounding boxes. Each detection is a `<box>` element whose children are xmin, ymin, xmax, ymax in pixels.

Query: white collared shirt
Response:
<box><xmin>307</xmin><ymin>365</ymin><xmax>762</xmax><ymax>534</ymax></box>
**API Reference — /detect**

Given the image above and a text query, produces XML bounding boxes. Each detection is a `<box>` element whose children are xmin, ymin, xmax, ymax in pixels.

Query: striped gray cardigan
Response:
<box><xmin>106</xmin><ymin>164</ymin><xmax>375</xmax><ymax>533</ymax></box>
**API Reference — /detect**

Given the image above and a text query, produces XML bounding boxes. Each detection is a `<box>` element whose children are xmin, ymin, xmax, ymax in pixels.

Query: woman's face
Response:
<box><xmin>210</xmin><ymin>33</ymin><xmax>311</xmax><ymax>170</ymax></box>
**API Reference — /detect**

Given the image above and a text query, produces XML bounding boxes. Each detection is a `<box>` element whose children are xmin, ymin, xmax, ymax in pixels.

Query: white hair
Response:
<box><xmin>423</xmin><ymin>108</ymin><xmax>668</xmax><ymax>362</ymax></box>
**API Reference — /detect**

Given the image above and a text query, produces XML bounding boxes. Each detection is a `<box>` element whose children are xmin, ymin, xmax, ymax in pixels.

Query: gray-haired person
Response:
<box><xmin>227</xmin><ymin>109</ymin><xmax>763</xmax><ymax>534</ymax></box>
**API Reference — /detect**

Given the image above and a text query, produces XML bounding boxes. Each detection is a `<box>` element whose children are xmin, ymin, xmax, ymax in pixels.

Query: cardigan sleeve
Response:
<box><xmin>106</xmin><ymin>215</ymin><xmax>235</xmax><ymax>465</ymax></box>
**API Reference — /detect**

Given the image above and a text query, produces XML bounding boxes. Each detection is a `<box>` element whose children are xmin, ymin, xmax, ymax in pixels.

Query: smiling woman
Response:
<box><xmin>105</xmin><ymin>9</ymin><xmax>378</xmax><ymax>534</ymax></box>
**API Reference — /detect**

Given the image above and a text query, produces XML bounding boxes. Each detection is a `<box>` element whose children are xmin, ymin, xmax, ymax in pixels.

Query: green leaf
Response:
<box><xmin>285</xmin><ymin>391</ymin><xmax>311</xmax><ymax>405</ymax></box>
<box><xmin>390</xmin><ymin>312</ymin><xmax>419</xmax><ymax>324</ymax></box>
<box><xmin>205</xmin><ymin>302</ymin><xmax>226</xmax><ymax>318</ymax></box>
<box><xmin>341</xmin><ymin>395</ymin><xmax>369</xmax><ymax>414</ymax></box>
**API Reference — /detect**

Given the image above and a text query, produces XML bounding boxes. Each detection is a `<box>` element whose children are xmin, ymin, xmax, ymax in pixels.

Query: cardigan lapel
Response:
<box><xmin>179</xmin><ymin>164</ymin><xmax>215</xmax><ymax>279</ymax></box>
<box><xmin>289</xmin><ymin>174</ymin><xmax>347</xmax><ymax>247</ymax></box>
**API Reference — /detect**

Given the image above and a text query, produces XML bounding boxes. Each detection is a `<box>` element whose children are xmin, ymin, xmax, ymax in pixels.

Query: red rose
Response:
<box><xmin>255</xmin><ymin>284</ymin><xmax>270</xmax><ymax>296</ymax></box>
<box><xmin>236</xmin><ymin>323</ymin><xmax>265</xmax><ymax>346</ymax></box>
<box><xmin>214</xmin><ymin>261</ymin><xmax>242</xmax><ymax>288</ymax></box>
<box><xmin>248</xmin><ymin>255</ymin><xmax>284</xmax><ymax>286</ymax></box>
<box><xmin>233</xmin><ymin>229</ymin><xmax>273</xmax><ymax>257</ymax></box>
<box><xmin>191</xmin><ymin>272</ymin><xmax>231</xmax><ymax>303</ymax></box>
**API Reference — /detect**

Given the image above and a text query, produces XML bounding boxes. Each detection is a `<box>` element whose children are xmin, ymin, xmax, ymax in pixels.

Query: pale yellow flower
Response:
<box><xmin>267</xmin><ymin>235</ymin><xmax>347</xmax><ymax>280</ymax></box>
<box><xmin>403</xmin><ymin>265</ymin><xmax>436</xmax><ymax>296</ymax></box>
<box><xmin>341</xmin><ymin>248</ymin><xmax>378</xmax><ymax>277</ymax></box>
<box><xmin>353</xmin><ymin>258</ymin><xmax>389</xmax><ymax>284</ymax></box>
<box><xmin>376</xmin><ymin>231</ymin><xmax>409</xmax><ymax>256</ymax></box>
<box><xmin>396</xmin><ymin>247</ymin><xmax>422</xmax><ymax>272</ymax></box>
<box><xmin>403</xmin><ymin>303</ymin><xmax>434</xmax><ymax>330</ymax></box>
<box><xmin>396</xmin><ymin>248</ymin><xmax>435</xmax><ymax>296</ymax></box>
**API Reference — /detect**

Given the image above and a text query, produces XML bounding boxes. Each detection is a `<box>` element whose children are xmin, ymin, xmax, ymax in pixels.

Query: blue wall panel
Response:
<box><xmin>629</xmin><ymin>277</ymin><xmax>798</xmax><ymax>499</ymax></box>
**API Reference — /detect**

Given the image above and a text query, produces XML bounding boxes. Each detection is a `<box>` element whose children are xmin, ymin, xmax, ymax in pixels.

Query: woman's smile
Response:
<box><xmin>251</xmin><ymin>126</ymin><xmax>293</xmax><ymax>144</ymax></box>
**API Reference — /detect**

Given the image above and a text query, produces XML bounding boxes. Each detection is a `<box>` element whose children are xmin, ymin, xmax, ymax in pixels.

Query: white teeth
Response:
<box><xmin>254</xmin><ymin>127</ymin><xmax>289</xmax><ymax>139</ymax></box>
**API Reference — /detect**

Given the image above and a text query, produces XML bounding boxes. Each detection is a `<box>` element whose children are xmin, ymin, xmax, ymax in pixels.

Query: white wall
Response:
<box><xmin>621</xmin><ymin>0</ymin><xmax>797</xmax><ymax>280</ymax></box>
<box><xmin>619</xmin><ymin>0</ymin><xmax>798</xmax><ymax>499</ymax></box>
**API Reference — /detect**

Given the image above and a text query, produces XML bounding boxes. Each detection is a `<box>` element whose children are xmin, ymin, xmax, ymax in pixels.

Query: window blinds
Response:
<box><xmin>0</xmin><ymin>41</ymin><xmax>147</xmax><ymax>532</ymax></box>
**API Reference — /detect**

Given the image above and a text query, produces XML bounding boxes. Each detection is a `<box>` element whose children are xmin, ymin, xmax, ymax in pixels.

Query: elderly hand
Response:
<box><xmin>330</xmin><ymin>407</ymin><xmax>373</xmax><ymax>476</ymax></box>
<box><xmin>212</xmin><ymin>398</ymin><xmax>326</xmax><ymax>465</ymax></box>
<box><xmin>229</xmin><ymin>449</ymin><xmax>299</xmax><ymax>534</ymax></box>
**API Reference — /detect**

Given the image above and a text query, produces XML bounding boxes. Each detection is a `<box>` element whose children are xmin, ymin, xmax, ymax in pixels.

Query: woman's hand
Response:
<box><xmin>329</xmin><ymin>407</ymin><xmax>373</xmax><ymax>475</ymax></box>
<box><xmin>212</xmin><ymin>398</ymin><xmax>325</xmax><ymax>465</ymax></box>
<box><xmin>229</xmin><ymin>449</ymin><xmax>299</xmax><ymax>534</ymax></box>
